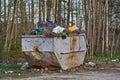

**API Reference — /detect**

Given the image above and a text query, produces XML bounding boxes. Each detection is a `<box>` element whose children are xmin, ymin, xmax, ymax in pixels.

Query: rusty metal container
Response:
<box><xmin>22</xmin><ymin>33</ymin><xmax>87</xmax><ymax>70</ymax></box>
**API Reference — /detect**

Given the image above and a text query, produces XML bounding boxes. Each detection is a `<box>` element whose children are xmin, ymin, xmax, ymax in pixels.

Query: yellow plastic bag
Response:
<box><xmin>69</xmin><ymin>25</ymin><xmax>79</xmax><ymax>32</ymax></box>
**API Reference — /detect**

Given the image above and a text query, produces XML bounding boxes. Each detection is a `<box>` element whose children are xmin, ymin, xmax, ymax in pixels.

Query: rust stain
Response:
<box><xmin>33</xmin><ymin>46</ymin><xmax>40</xmax><ymax>52</ymax></box>
<box><xmin>71</xmin><ymin>36</ymin><xmax>77</xmax><ymax>51</ymax></box>
<box><xmin>24</xmin><ymin>51</ymin><xmax>60</xmax><ymax>70</ymax></box>
<box><xmin>67</xmin><ymin>54</ymin><xmax>78</xmax><ymax>67</ymax></box>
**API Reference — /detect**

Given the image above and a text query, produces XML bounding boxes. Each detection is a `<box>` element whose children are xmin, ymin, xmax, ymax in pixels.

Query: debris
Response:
<box><xmin>52</xmin><ymin>26</ymin><xmax>65</xmax><ymax>34</ymax></box>
<box><xmin>22</xmin><ymin>32</ymin><xmax>28</xmax><ymax>35</ymax></box>
<box><xmin>20</xmin><ymin>62</ymin><xmax>30</xmax><ymax>70</ymax></box>
<box><xmin>33</xmin><ymin>68</ymin><xmax>40</xmax><ymax>72</ymax></box>
<box><xmin>72</xmin><ymin>29</ymin><xmax>80</xmax><ymax>34</ymax></box>
<box><xmin>36</xmin><ymin>28</ymin><xmax>44</xmax><ymax>35</ymax></box>
<box><xmin>59</xmin><ymin>69</ymin><xmax>63</xmax><ymax>73</ymax></box>
<box><xmin>41</xmin><ymin>68</ymin><xmax>44</xmax><ymax>73</ymax></box>
<box><xmin>69</xmin><ymin>25</ymin><xmax>79</xmax><ymax>32</ymax></box>
<box><xmin>17</xmin><ymin>62</ymin><xmax>22</xmax><ymax>65</ymax></box>
<box><xmin>4</xmin><ymin>71</ymin><xmax>14</xmax><ymax>74</ymax></box>
<box><xmin>61</xmin><ymin>31</ymin><xmax>67</xmax><ymax>39</ymax></box>
<box><xmin>111</xmin><ymin>59</ymin><xmax>119</xmax><ymax>62</ymax></box>
<box><xmin>30</xmin><ymin>30</ymin><xmax>36</xmax><ymax>35</ymax></box>
<box><xmin>18</xmin><ymin>73</ymin><xmax>21</xmax><ymax>76</ymax></box>
<box><xmin>85</xmin><ymin>62</ymin><xmax>96</xmax><ymax>67</ymax></box>
<box><xmin>38</xmin><ymin>21</ymin><xmax>55</xmax><ymax>28</ymax></box>
<box><xmin>44</xmin><ymin>67</ymin><xmax>48</xmax><ymax>73</ymax></box>
<box><xmin>23</xmin><ymin>21</ymin><xmax>81</xmax><ymax>38</ymax></box>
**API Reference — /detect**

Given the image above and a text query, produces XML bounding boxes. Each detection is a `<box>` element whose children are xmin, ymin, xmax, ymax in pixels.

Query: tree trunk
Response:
<box><xmin>8</xmin><ymin>0</ymin><xmax>17</xmax><ymax>53</ymax></box>
<box><xmin>57</xmin><ymin>0</ymin><xmax>62</xmax><ymax>25</ymax></box>
<box><xmin>71</xmin><ymin>0</ymin><xmax>74</xmax><ymax>25</ymax></box>
<box><xmin>43</xmin><ymin>0</ymin><xmax>47</xmax><ymax>21</ymax></box>
<box><xmin>110</xmin><ymin>29</ymin><xmax>115</xmax><ymax>57</ymax></box>
<box><xmin>39</xmin><ymin>0</ymin><xmax>42</xmax><ymax>23</ymax></box>
<box><xmin>87</xmin><ymin>0</ymin><xmax>92</xmax><ymax>56</ymax></box>
<box><xmin>63</xmin><ymin>0</ymin><xmax>66</xmax><ymax>25</ymax></box>
<box><xmin>4</xmin><ymin>0</ymin><xmax>6</xmax><ymax>26</ymax></box>
<box><xmin>0</xmin><ymin>0</ymin><xmax>1</xmax><ymax>21</ymax></box>
<box><xmin>105</xmin><ymin>0</ymin><xmax>109</xmax><ymax>56</ymax></box>
<box><xmin>47</xmin><ymin>0</ymin><xmax>52</xmax><ymax>20</ymax></box>
<box><xmin>31</xmin><ymin>0</ymin><xmax>34</xmax><ymax>25</ymax></box>
<box><xmin>3</xmin><ymin>0</ymin><xmax>12</xmax><ymax>64</ymax></box>
<box><xmin>67</xmin><ymin>0</ymin><xmax>71</xmax><ymax>25</ymax></box>
<box><xmin>52</xmin><ymin>0</ymin><xmax>55</xmax><ymax>22</ymax></box>
<box><xmin>28</xmin><ymin>1</ymin><xmax>31</xmax><ymax>23</ymax></box>
<box><xmin>102</xmin><ymin>2</ymin><xmax>106</xmax><ymax>56</ymax></box>
<box><xmin>54</xmin><ymin>0</ymin><xmax>58</xmax><ymax>23</ymax></box>
<box><xmin>95</xmin><ymin>0</ymin><xmax>102</xmax><ymax>55</ymax></box>
<box><xmin>91</xmin><ymin>0</ymin><xmax>96</xmax><ymax>56</ymax></box>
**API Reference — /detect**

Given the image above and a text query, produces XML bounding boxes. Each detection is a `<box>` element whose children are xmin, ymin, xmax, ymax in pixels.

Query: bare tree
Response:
<box><xmin>67</xmin><ymin>0</ymin><xmax>71</xmax><ymax>25</ymax></box>
<box><xmin>3</xmin><ymin>0</ymin><xmax>12</xmax><ymax>63</ymax></box>
<box><xmin>105</xmin><ymin>0</ymin><xmax>109</xmax><ymax>56</ymax></box>
<box><xmin>39</xmin><ymin>0</ymin><xmax>42</xmax><ymax>23</ymax></box>
<box><xmin>51</xmin><ymin>0</ymin><xmax>56</xmax><ymax>22</ymax></box>
<box><xmin>0</xmin><ymin>0</ymin><xmax>1</xmax><ymax>21</ymax></box>
<box><xmin>4</xmin><ymin>0</ymin><xmax>6</xmax><ymax>26</ymax></box>
<box><xmin>31</xmin><ymin>0</ymin><xmax>34</xmax><ymax>25</ymax></box>
<box><xmin>95</xmin><ymin>0</ymin><xmax>102</xmax><ymax>55</ymax></box>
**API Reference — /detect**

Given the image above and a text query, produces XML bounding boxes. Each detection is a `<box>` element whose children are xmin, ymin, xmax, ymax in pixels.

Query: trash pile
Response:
<box><xmin>23</xmin><ymin>21</ymin><xmax>80</xmax><ymax>39</ymax></box>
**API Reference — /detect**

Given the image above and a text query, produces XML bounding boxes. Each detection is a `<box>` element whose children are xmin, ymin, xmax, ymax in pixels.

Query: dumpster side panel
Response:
<box><xmin>54</xmin><ymin>34</ymin><xmax>87</xmax><ymax>70</ymax></box>
<box><xmin>70</xmin><ymin>36</ymin><xmax>80</xmax><ymax>52</ymax></box>
<box><xmin>54</xmin><ymin>52</ymin><xmax>82</xmax><ymax>70</ymax></box>
<box><xmin>24</xmin><ymin>52</ymin><xmax>60</xmax><ymax>70</ymax></box>
<box><xmin>79</xmin><ymin>34</ymin><xmax>87</xmax><ymax>64</ymax></box>
<box><xmin>53</xmin><ymin>37</ymin><xmax>71</xmax><ymax>53</ymax></box>
<box><xmin>80</xmin><ymin>34</ymin><xmax>87</xmax><ymax>51</ymax></box>
<box><xmin>22</xmin><ymin>37</ymin><xmax>60</xmax><ymax>70</ymax></box>
<box><xmin>22</xmin><ymin>38</ymin><xmax>53</xmax><ymax>52</ymax></box>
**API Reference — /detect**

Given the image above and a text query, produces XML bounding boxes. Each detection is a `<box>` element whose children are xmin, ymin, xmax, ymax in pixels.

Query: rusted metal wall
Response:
<box><xmin>22</xmin><ymin>34</ymin><xmax>87</xmax><ymax>70</ymax></box>
<box><xmin>22</xmin><ymin>37</ymin><xmax>53</xmax><ymax>52</ymax></box>
<box><xmin>54</xmin><ymin>34</ymin><xmax>86</xmax><ymax>70</ymax></box>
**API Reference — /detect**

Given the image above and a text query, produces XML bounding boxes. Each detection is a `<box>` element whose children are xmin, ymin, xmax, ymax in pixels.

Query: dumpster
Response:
<box><xmin>22</xmin><ymin>33</ymin><xmax>87</xmax><ymax>70</ymax></box>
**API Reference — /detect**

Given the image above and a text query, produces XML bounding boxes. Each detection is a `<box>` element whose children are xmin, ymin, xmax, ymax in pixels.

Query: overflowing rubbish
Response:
<box><xmin>38</xmin><ymin>20</ymin><xmax>55</xmax><ymax>28</ymax></box>
<box><xmin>61</xmin><ymin>31</ymin><xmax>67</xmax><ymax>39</ymax></box>
<box><xmin>20</xmin><ymin>62</ymin><xmax>30</xmax><ymax>70</ymax></box>
<box><xmin>52</xmin><ymin>26</ymin><xmax>65</xmax><ymax>34</ymax></box>
<box><xmin>23</xmin><ymin>21</ymin><xmax>81</xmax><ymax>39</ymax></box>
<box><xmin>69</xmin><ymin>25</ymin><xmax>79</xmax><ymax>32</ymax></box>
<box><xmin>22</xmin><ymin>20</ymin><xmax>87</xmax><ymax>70</ymax></box>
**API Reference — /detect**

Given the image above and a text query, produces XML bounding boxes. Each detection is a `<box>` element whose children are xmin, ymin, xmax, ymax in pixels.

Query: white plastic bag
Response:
<box><xmin>52</xmin><ymin>26</ymin><xmax>65</xmax><ymax>33</ymax></box>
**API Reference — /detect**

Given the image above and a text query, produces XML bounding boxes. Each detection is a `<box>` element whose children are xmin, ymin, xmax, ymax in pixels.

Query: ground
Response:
<box><xmin>9</xmin><ymin>62</ymin><xmax>120</xmax><ymax>80</ymax></box>
<box><xmin>14</xmin><ymin>70</ymin><xmax>120</xmax><ymax>80</ymax></box>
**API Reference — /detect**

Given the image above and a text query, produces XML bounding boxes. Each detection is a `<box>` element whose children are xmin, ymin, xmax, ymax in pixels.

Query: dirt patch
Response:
<box><xmin>9</xmin><ymin>62</ymin><xmax>120</xmax><ymax>80</ymax></box>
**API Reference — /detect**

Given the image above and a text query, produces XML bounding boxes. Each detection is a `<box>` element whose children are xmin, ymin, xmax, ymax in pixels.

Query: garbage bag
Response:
<box><xmin>30</xmin><ymin>30</ymin><xmax>36</xmax><ymax>35</ymax></box>
<box><xmin>36</xmin><ymin>28</ymin><xmax>44</xmax><ymax>35</ymax></box>
<box><xmin>46</xmin><ymin>21</ymin><xmax>55</xmax><ymax>27</ymax></box>
<box><xmin>20</xmin><ymin>62</ymin><xmax>30</xmax><ymax>70</ymax></box>
<box><xmin>52</xmin><ymin>26</ymin><xmax>65</xmax><ymax>34</ymax></box>
<box><xmin>73</xmin><ymin>29</ymin><xmax>80</xmax><ymax>34</ymax></box>
<box><xmin>69</xmin><ymin>25</ymin><xmax>79</xmax><ymax>32</ymax></box>
<box><xmin>61</xmin><ymin>32</ymin><xmax>67</xmax><ymax>39</ymax></box>
<box><xmin>38</xmin><ymin>21</ymin><xmax>55</xmax><ymax>28</ymax></box>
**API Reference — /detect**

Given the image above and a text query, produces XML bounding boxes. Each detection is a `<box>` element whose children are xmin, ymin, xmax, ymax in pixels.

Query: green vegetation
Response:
<box><xmin>0</xmin><ymin>65</ymin><xmax>40</xmax><ymax>79</ymax></box>
<box><xmin>90</xmin><ymin>56</ymin><xmax>120</xmax><ymax>62</ymax></box>
<box><xmin>0</xmin><ymin>65</ymin><xmax>20</xmax><ymax>71</ymax></box>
